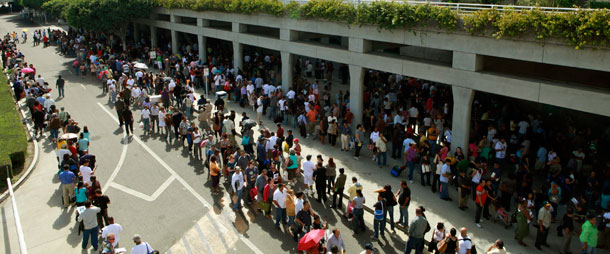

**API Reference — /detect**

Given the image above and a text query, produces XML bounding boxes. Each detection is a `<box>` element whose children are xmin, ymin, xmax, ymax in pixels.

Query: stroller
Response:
<box><xmin>492</xmin><ymin>200</ymin><xmax>512</xmax><ymax>229</ymax></box>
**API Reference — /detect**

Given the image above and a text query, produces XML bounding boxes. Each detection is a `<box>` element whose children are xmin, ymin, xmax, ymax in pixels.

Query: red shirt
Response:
<box><xmin>476</xmin><ymin>184</ymin><xmax>487</xmax><ymax>205</ymax></box>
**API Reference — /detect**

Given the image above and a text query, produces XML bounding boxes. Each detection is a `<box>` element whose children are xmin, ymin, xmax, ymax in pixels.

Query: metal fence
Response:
<box><xmin>285</xmin><ymin>0</ymin><xmax>597</xmax><ymax>13</ymax></box>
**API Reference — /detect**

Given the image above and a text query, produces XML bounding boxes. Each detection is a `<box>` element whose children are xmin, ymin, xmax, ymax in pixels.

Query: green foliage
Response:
<box><xmin>590</xmin><ymin>1</ymin><xmax>610</xmax><ymax>8</ymax></box>
<box><xmin>63</xmin><ymin>0</ymin><xmax>153</xmax><ymax>33</ymax></box>
<box><xmin>0</xmin><ymin>73</ymin><xmax>28</xmax><ymax>186</ymax></box>
<box><xmin>41</xmin><ymin>0</ymin><xmax>70</xmax><ymax>19</ymax></box>
<box><xmin>19</xmin><ymin>0</ymin><xmax>47</xmax><ymax>9</ymax></box>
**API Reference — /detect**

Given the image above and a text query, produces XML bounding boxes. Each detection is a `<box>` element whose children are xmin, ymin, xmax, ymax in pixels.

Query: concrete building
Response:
<box><xmin>136</xmin><ymin>8</ymin><xmax>610</xmax><ymax>155</ymax></box>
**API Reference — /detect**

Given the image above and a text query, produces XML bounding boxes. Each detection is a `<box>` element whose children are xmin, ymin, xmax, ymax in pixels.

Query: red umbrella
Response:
<box><xmin>297</xmin><ymin>229</ymin><xmax>325</xmax><ymax>251</ymax></box>
<box><xmin>21</xmin><ymin>67</ymin><xmax>34</xmax><ymax>74</ymax></box>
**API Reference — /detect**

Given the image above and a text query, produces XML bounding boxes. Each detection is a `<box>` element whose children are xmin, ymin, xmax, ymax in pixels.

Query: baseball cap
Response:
<box><xmin>133</xmin><ymin>234</ymin><xmax>141</xmax><ymax>241</ymax></box>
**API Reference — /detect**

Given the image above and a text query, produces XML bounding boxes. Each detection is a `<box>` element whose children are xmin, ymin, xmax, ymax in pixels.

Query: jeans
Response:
<box><xmin>233</xmin><ymin>189</ymin><xmax>243</xmax><ymax>210</ymax></box>
<box><xmin>124</xmin><ymin>121</ymin><xmax>133</xmax><ymax>135</ymax></box>
<box><xmin>582</xmin><ymin>243</ymin><xmax>597</xmax><ymax>254</ymax></box>
<box><xmin>164</xmin><ymin>126</ymin><xmax>173</xmax><ymax>142</ymax></box>
<box><xmin>404</xmin><ymin>237</ymin><xmax>424</xmax><ymax>254</ymax></box>
<box><xmin>275</xmin><ymin>207</ymin><xmax>286</xmax><ymax>227</ymax></box>
<box><xmin>408</xmin><ymin>161</ymin><xmax>415</xmax><ymax>180</ymax></box>
<box><xmin>383</xmin><ymin>206</ymin><xmax>395</xmax><ymax>230</ymax></box>
<box><xmin>428</xmin><ymin>140</ymin><xmax>437</xmax><ymax>154</ymax></box>
<box><xmin>58</xmin><ymin>85</ymin><xmax>64</xmax><ymax>97</ymax></box>
<box><xmin>398</xmin><ymin>205</ymin><xmax>409</xmax><ymax>226</ymax></box>
<box><xmin>353</xmin><ymin>208</ymin><xmax>364</xmax><ymax>233</ymax></box>
<box><xmin>374</xmin><ymin>219</ymin><xmax>384</xmax><ymax>238</ymax></box>
<box><xmin>288</xmin><ymin>215</ymin><xmax>295</xmax><ymax>227</ymax></box>
<box><xmin>377</xmin><ymin>151</ymin><xmax>387</xmax><ymax>166</ymax></box>
<box><xmin>332</xmin><ymin>187</ymin><xmax>344</xmax><ymax>208</ymax></box>
<box><xmin>82</xmin><ymin>226</ymin><xmax>99</xmax><ymax>249</ymax></box>
<box><xmin>193</xmin><ymin>142</ymin><xmax>202</xmax><ymax>159</ymax></box>
<box><xmin>440</xmin><ymin>182</ymin><xmax>449</xmax><ymax>199</ymax></box>
<box><xmin>50</xmin><ymin>129</ymin><xmax>59</xmax><ymax>139</ymax></box>
<box><xmin>475</xmin><ymin>203</ymin><xmax>483</xmax><ymax>223</ymax></box>
<box><xmin>142</xmin><ymin>118</ymin><xmax>150</xmax><ymax>133</ymax></box>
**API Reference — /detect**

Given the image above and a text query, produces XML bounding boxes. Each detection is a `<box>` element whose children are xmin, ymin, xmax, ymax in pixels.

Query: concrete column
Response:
<box><xmin>281</xmin><ymin>51</ymin><xmax>293</xmax><ymax>92</ymax></box>
<box><xmin>233</xmin><ymin>42</ymin><xmax>243</xmax><ymax>73</ymax></box>
<box><xmin>171</xmin><ymin>30</ymin><xmax>179</xmax><ymax>55</ymax></box>
<box><xmin>150</xmin><ymin>26</ymin><xmax>157</xmax><ymax>49</ymax></box>
<box><xmin>348</xmin><ymin>37</ymin><xmax>371</xmax><ymax>53</ymax></box>
<box><xmin>133</xmin><ymin>23</ymin><xmax>139</xmax><ymax>44</ymax></box>
<box><xmin>170</xmin><ymin>14</ymin><xmax>180</xmax><ymax>55</ymax></box>
<box><xmin>452</xmin><ymin>51</ymin><xmax>484</xmax><ymax>71</ymax></box>
<box><xmin>451</xmin><ymin>86</ymin><xmax>475</xmax><ymax>157</ymax></box>
<box><xmin>280</xmin><ymin>28</ymin><xmax>298</xmax><ymax>41</ymax></box>
<box><xmin>232</xmin><ymin>22</ymin><xmax>247</xmax><ymax>33</ymax></box>
<box><xmin>198</xmin><ymin>35</ymin><xmax>206</xmax><ymax>62</ymax></box>
<box><xmin>349</xmin><ymin>65</ymin><xmax>364</xmax><ymax>126</ymax></box>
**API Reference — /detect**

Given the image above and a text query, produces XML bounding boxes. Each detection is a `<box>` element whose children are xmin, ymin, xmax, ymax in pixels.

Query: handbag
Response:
<box><xmin>436</xmin><ymin>239</ymin><xmax>448</xmax><ymax>253</ymax></box>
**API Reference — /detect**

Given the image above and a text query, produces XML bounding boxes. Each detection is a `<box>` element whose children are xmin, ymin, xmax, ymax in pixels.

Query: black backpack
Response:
<box><xmin>461</xmin><ymin>238</ymin><xmax>477</xmax><ymax>254</ymax></box>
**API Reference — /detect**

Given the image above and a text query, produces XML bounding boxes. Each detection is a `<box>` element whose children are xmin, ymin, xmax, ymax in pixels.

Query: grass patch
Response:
<box><xmin>0</xmin><ymin>73</ymin><xmax>28</xmax><ymax>189</ymax></box>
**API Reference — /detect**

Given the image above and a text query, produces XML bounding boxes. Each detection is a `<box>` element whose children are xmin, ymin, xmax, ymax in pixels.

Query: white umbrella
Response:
<box><xmin>134</xmin><ymin>63</ymin><xmax>148</xmax><ymax>70</ymax></box>
<box><xmin>60</xmin><ymin>133</ymin><xmax>78</xmax><ymax>140</ymax></box>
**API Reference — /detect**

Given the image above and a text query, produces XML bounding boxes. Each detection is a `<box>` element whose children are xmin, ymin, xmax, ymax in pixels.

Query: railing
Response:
<box><xmin>285</xmin><ymin>0</ymin><xmax>596</xmax><ymax>13</ymax></box>
<box><xmin>6</xmin><ymin>178</ymin><xmax>28</xmax><ymax>254</ymax></box>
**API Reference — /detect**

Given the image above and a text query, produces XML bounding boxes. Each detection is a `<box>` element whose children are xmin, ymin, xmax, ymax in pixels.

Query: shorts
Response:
<box><xmin>304</xmin><ymin>174</ymin><xmax>314</xmax><ymax>186</ymax></box>
<box><xmin>211</xmin><ymin>175</ymin><xmax>220</xmax><ymax>187</ymax></box>
<box><xmin>287</xmin><ymin>168</ymin><xmax>297</xmax><ymax>180</ymax></box>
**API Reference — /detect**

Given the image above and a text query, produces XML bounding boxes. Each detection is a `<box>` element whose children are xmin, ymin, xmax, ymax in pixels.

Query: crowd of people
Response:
<box><xmin>3</xmin><ymin>19</ymin><xmax>610</xmax><ymax>254</ymax></box>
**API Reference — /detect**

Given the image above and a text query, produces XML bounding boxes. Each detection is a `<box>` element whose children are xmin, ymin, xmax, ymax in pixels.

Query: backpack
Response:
<box><xmin>461</xmin><ymin>238</ymin><xmax>477</xmax><ymax>254</ymax></box>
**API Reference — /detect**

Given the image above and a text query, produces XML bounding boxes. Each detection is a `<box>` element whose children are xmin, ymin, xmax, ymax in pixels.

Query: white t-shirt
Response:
<box><xmin>126</xmin><ymin>78</ymin><xmax>135</xmax><ymax>87</ymax></box>
<box><xmin>457</xmin><ymin>236</ymin><xmax>472</xmax><ymax>254</ymax></box>
<box><xmin>295</xmin><ymin>198</ymin><xmax>304</xmax><ymax>215</ymax></box>
<box><xmin>495</xmin><ymin>141</ymin><xmax>507</xmax><ymax>159</ymax></box>
<box><xmin>370</xmin><ymin>132</ymin><xmax>380</xmax><ymax>143</ymax></box>
<box><xmin>131</xmin><ymin>242</ymin><xmax>153</xmax><ymax>254</ymax></box>
<box><xmin>273</xmin><ymin>189</ymin><xmax>287</xmax><ymax>208</ymax></box>
<box><xmin>256</xmin><ymin>98</ymin><xmax>263</xmax><ymax>113</ymax></box>
<box><xmin>518</xmin><ymin>121</ymin><xmax>529</xmax><ymax>134</ymax></box>
<box><xmin>57</xmin><ymin>149</ymin><xmax>71</xmax><ymax>163</ymax></box>
<box><xmin>101</xmin><ymin>223</ymin><xmax>123</xmax><ymax>247</ymax></box>
<box><xmin>302</xmin><ymin>161</ymin><xmax>315</xmax><ymax>177</ymax></box>
<box><xmin>286</xmin><ymin>90</ymin><xmax>295</xmax><ymax>99</ymax></box>
<box><xmin>604</xmin><ymin>211</ymin><xmax>610</xmax><ymax>227</ymax></box>
<box><xmin>141</xmin><ymin>109</ymin><xmax>150</xmax><ymax>119</ymax></box>
<box><xmin>246</xmin><ymin>84</ymin><xmax>254</xmax><ymax>95</ymax></box>
<box><xmin>79</xmin><ymin>166</ymin><xmax>93</xmax><ymax>184</ymax></box>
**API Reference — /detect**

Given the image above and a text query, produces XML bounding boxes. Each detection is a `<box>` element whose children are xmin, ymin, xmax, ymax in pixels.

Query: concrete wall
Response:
<box><xmin>138</xmin><ymin>8</ymin><xmax>610</xmax><ymax>118</ymax></box>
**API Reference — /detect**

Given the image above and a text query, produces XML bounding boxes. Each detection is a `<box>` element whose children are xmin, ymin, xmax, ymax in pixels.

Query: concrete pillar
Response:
<box><xmin>451</xmin><ymin>86</ymin><xmax>475</xmax><ymax>157</ymax></box>
<box><xmin>150</xmin><ymin>26</ymin><xmax>157</xmax><ymax>49</ymax></box>
<box><xmin>170</xmin><ymin>14</ymin><xmax>180</xmax><ymax>55</ymax></box>
<box><xmin>281</xmin><ymin>51</ymin><xmax>293</xmax><ymax>92</ymax></box>
<box><xmin>198</xmin><ymin>35</ymin><xmax>206</xmax><ymax>62</ymax></box>
<box><xmin>349</xmin><ymin>65</ymin><xmax>364</xmax><ymax>126</ymax></box>
<box><xmin>452</xmin><ymin>51</ymin><xmax>484</xmax><ymax>71</ymax></box>
<box><xmin>348</xmin><ymin>37</ymin><xmax>371</xmax><ymax>53</ymax></box>
<box><xmin>233</xmin><ymin>42</ymin><xmax>243</xmax><ymax>73</ymax></box>
<box><xmin>232</xmin><ymin>22</ymin><xmax>247</xmax><ymax>33</ymax></box>
<box><xmin>280</xmin><ymin>28</ymin><xmax>298</xmax><ymax>41</ymax></box>
<box><xmin>133</xmin><ymin>23</ymin><xmax>139</xmax><ymax>44</ymax></box>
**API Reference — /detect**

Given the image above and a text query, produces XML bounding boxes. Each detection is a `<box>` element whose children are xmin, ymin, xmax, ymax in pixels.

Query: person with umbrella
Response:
<box><xmin>294</xmin><ymin>201</ymin><xmax>315</xmax><ymax>242</ymax></box>
<box><xmin>297</xmin><ymin>228</ymin><xmax>325</xmax><ymax>253</ymax></box>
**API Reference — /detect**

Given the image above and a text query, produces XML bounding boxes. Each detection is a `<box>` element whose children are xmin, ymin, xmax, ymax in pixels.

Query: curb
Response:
<box><xmin>0</xmin><ymin>74</ymin><xmax>41</xmax><ymax>203</ymax></box>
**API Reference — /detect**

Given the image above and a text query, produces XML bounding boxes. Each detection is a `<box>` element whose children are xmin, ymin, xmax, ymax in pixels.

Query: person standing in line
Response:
<box><xmin>580</xmin><ymin>214</ymin><xmax>598</xmax><ymax>254</ymax></box>
<box><xmin>58</xmin><ymin>165</ymin><xmax>76</xmax><ymax>208</ymax></box>
<box><xmin>379</xmin><ymin>184</ymin><xmax>397</xmax><ymax>232</ymax></box>
<box><xmin>141</xmin><ymin>106</ymin><xmax>151</xmax><ymax>135</ymax></box>
<box><xmin>302</xmin><ymin>155</ymin><xmax>315</xmax><ymax>195</ymax></box>
<box><xmin>475</xmin><ymin>179</ymin><xmax>488</xmax><ymax>228</ymax></box>
<box><xmin>331</xmin><ymin>168</ymin><xmax>347</xmax><ymax>209</ymax></box>
<box><xmin>352</xmin><ymin>189</ymin><xmax>366</xmax><ymax>234</ymax></box>
<box><xmin>131</xmin><ymin>235</ymin><xmax>154</xmax><ymax>254</ymax></box>
<box><xmin>404</xmin><ymin>207</ymin><xmax>428</xmax><ymax>254</ymax></box>
<box><xmin>122</xmin><ymin>107</ymin><xmax>134</xmax><ymax>136</ymax></box>
<box><xmin>535</xmin><ymin>202</ymin><xmax>552</xmax><ymax>250</ymax></box>
<box><xmin>78</xmin><ymin>200</ymin><xmax>101</xmax><ymax>251</ymax></box>
<box><xmin>231</xmin><ymin>167</ymin><xmax>245</xmax><ymax>211</ymax></box>
<box><xmin>560</xmin><ymin>208</ymin><xmax>575</xmax><ymax>254</ymax></box>
<box><xmin>396</xmin><ymin>180</ymin><xmax>411</xmax><ymax>228</ymax></box>
<box><xmin>92</xmin><ymin>189</ymin><xmax>111</xmax><ymax>229</ymax></box>
<box><xmin>101</xmin><ymin>217</ymin><xmax>123</xmax><ymax>248</ymax></box>
<box><xmin>273</xmin><ymin>183</ymin><xmax>288</xmax><ymax>229</ymax></box>
<box><xmin>457</xmin><ymin>227</ymin><xmax>473</xmax><ymax>254</ymax></box>
<box><xmin>376</xmin><ymin>133</ymin><xmax>388</xmax><ymax>168</ymax></box>
<box><xmin>326</xmin><ymin>157</ymin><xmax>337</xmax><ymax>195</ymax></box>
<box><xmin>56</xmin><ymin>75</ymin><xmax>65</xmax><ymax>98</ymax></box>
<box><xmin>372</xmin><ymin>193</ymin><xmax>386</xmax><ymax>240</ymax></box>
<box><xmin>440</xmin><ymin>158</ymin><xmax>452</xmax><ymax>201</ymax></box>
<box><xmin>340</xmin><ymin>122</ymin><xmax>351</xmax><ymax>152</ymax></box>
<box><xmin>313</xmin><ymin>162</ymin><xmax>327</xmax><ymax>203</ymax></box>
<box><xmin>354</xmin><ymin>124</ymin><xmax>364</xmax><ymax>160</ymax></box>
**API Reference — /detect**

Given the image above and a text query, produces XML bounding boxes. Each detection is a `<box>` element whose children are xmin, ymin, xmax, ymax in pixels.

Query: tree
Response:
<box><xmin>63</xmin><ymin>0</ymin><xmax>153</xmax><ymax>50</ymax></box>
<box><xmin>20</xmin><ymin>0</ymin><xmax>48</xmax><ymax>9</ymax></box>
<box><xmin>41</xmin><ymin>0</ymin><xmax>70</xmax><ymax>19</ymax></box>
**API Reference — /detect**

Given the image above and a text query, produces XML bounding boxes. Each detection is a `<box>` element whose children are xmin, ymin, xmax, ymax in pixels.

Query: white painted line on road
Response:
<box><xmin>181</xmin><ymin>236</ymin><xmax>193</xmax><ymax>254</ymax></box>
<box><xmin>97</xmin><ymin>102</ymin><xmax>129</xmax><ymax>194</ymax></box>
<box><xmin>80</xmin><ymin>84</ymin><xmax>86</xmax><ymax>90</ymax></box>
<box><xmin>96</xmin><ymin>102</ymin><xmax>264</xmax><ymax>254</ymax></box>
<box><xmin>108</xmin><ymin>175</ymin><xmax>175</xmax><ymax>202</ymax></box>
<box><xmin>193</xmin><ymin>223</ymin><xmax>214</xmax><ymax>254</ymax></box>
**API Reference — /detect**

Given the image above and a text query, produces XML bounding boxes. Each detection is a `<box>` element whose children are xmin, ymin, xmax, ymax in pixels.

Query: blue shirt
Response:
<box><xmin>537</xmin><ymin>147</ymin><xmax>547</xmax><ymax>162</ymax></box>
<box><xmin>440</xmin><ymin>163</ymin><xmax>451</xmax><ymax>183</ymax></box>
<box><xmin>58</xmin><ymin>171</ymin><xmax>76</xmax><ymax>184</ymax></box>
